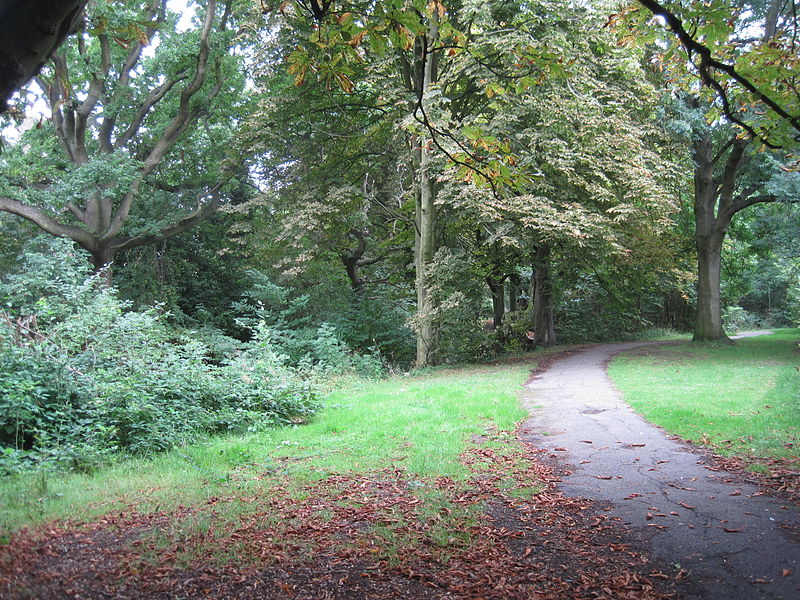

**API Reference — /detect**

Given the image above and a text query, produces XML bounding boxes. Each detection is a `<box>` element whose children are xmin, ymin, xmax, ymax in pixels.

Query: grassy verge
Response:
<box><xmin>608</xmin><ymin>329</ymin><xmax>800</xmax><ymax>467</ymax></box>
<box><xmin>0</xmin><ymin>360</ymin><xmax>533</xmax><ymax>538</ymax></box>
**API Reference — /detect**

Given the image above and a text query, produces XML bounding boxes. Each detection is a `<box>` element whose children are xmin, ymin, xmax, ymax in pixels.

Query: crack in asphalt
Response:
<box><xmin>518</xmin><ymin>340</ymin><xmax>800</xmax><ymax>600</ymax></box>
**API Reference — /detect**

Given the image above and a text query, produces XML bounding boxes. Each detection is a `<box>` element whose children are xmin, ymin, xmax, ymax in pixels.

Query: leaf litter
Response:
<box><xmin>0</xmin><ymin>433</ymin><xmax>681</xmax><ymax>599</ymax></box>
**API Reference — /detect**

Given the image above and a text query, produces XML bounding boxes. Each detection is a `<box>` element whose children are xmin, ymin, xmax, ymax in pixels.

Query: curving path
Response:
<box><xmin>518</xmin><ymin>339</ymin><xmax>800</xmax><ymax>600</ymax></box>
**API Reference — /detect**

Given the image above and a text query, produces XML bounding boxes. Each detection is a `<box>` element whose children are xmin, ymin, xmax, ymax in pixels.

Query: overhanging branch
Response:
<box><xmin>637</xmin><ymin>0</ymin><xmax>800</xmax><ymax>148</ymax></box>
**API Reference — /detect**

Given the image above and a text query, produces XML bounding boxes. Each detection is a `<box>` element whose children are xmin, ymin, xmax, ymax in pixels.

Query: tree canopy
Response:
<box><xmin>0</xmin><ymin>0</ymin><xmax>798</xmax><ymax>468</ymax></box>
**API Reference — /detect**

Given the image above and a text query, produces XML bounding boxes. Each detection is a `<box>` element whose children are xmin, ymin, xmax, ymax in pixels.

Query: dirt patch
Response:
<box><xmin>0</xmin><ymin>435</ymin><xmax>682</xmax><ymax>600</ymax></box>
<box><xmin>524</xmin><ymin>346</ymin><xmax>591</xmax><ymax>384</ymax></box>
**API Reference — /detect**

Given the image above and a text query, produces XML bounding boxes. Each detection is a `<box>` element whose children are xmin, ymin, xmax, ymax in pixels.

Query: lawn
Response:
<box><xmin>608</xmin><ymin>329</ymin><xmax>800</xmax><ymax>466</ymax></box>
<box><xmin>0</xmin><ymin>362</ymin><xmax>531</xmax><ymax>537</ymax></box>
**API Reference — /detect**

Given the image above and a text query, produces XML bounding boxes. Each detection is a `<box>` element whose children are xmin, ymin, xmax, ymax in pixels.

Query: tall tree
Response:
<box><xmin>0</xmin><ymin>0</ymin><xmax>247</xmax><ymax>279</ymax></box>
<box><xmin>621</xmin><ymin>0</ymin><xmax>798</xmax><ymax>340</ymax></box>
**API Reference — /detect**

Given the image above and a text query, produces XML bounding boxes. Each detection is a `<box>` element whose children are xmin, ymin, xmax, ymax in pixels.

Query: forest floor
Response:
<box><xmin>1</xmin><ymin>339</ymin><xmax>799</xmax><ymax>599</ymax></box>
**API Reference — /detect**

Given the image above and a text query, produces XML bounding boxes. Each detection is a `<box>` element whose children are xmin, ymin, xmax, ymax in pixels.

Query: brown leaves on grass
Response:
<box><xmin>0</xmin><ymin>435</ymin><xmax>677</xmax><ymax>600</ymax></box>
<box><xmin>704</xmin><ymin>454</ymin><xmax>800</xmax><ymax>504</ymax></box>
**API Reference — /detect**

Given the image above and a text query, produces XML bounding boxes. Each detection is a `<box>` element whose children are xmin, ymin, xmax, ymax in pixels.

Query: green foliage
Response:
<box><xmin>0</xmin><ymin>240</ymin><xmax>318</xmax><ymax>473</ymax></box>
<box><xmin>233</xmin><ymin>269</ymin><xmax>389</xmax><ymax>376</ymax></box>
<box><xmin>0</xmin><ymin>359</ymin><xmax>533</xmax><ymax>536</ymax></box>
<box><xmin>418</xmin><ymin>248</ymin><xmax>492</xmax><ymax>362</ymax></box>
<box><xmin>619</xmin><ymin>0</ymin><xmax>800</xmax><ymax>148</ymax></box>
<box><xmin>722</xmin><ymin>306</ymin><xmax>762</xmax><ymax>332</ymax></box>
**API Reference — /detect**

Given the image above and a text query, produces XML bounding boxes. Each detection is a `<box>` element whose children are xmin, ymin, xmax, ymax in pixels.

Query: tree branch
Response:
<box><xmin>100</xmin><ymin>0</ymin><xmax>168</xmax><ymax>153</ymax></box>
<box><xmin>103</xmin><ymin>0</ymin><xmax>223</xmax><ymax>242</ymax></box>
<box><xmin>113</xmin><ymin>71</ymin><xmax>188</xmax><ymax>149</ymax></box>
<box><xmin>0</xmin><ymin>0</ymin><xmax>87</xmax><ymax>110</ymax></box>
<box><xmin>732</xmin><ymin>192</ymin><xmax>774</xmax><ymax>212</ymax></box>
<box><xmin>74</xmin><ymin>33</ymin><xmax>111</xmax><ymax>162</ymax></box>
<box><xmin>107</xmin><ymin>184</ymin><xmax>225</xmax><ymax>252</ymax></box>
<box><xmin>637</xmin><ymin>0</ymin><xmax>800</xmax><ymax>147</ymax></box>
<box><xmin>0</xmin><ymin>195</ymin><xmax>94</xmax><ymax>247</ymax></box>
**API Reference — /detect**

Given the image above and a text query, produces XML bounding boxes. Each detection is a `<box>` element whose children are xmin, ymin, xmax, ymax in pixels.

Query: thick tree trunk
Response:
<box><xmin>530</xmin><ymin>245</ymin><xmax>556</xmax><ymax>346</ymax></box>
<box><xmin>692</xmin><ymin>131</ymin><xmax>735</xmax><ymax>342</ymax></box>
<box><xmin>0</xmin><ymin>0</ymin><xmax>87</xmax><ymax>109</ymax></box>
<box><xmin>694</xmin><ymin>229</ymin><xmax>727</xmax><ymax>341</ymax></box>
<box><xmin>88</xmin><ymin>244</ymin><xmax>115</xmax><ymax>286</ymax></box>
<box><xmin>690</xmin><ymin>127</ymin><xmax>776</xmax><ymax>341</ymax></box>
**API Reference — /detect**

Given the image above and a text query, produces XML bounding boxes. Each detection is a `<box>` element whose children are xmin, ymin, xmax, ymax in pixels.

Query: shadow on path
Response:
<box><xmin>518</xmin><ymin>336</ymin><xmax>800</xmax><ymax>600</ymax></box>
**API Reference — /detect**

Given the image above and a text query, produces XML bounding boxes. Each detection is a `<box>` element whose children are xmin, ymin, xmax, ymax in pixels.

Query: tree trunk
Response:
<box><xmin>413</xmin><ymin>13</ymin><xmax>439</xmax><ymax>368</ymax></box>
<box><xmin>88</xmin><ymin>244</ymin><xmax>115</xmax><ymax>286</ymax></box>
<box><xmin>486</xmin><ymin>277</ymin><xmax>505</xmax><ymax>330</ymax></box>
<box><xmin>530</xmin><ymin>245</ymin><xmax>556</xmax><ymax>346</ymax></box>
<box><xmin>694</xmin><ymin>229</ymin><xmax>727</xmax><ymax>341</ymax></box>
<box><xmin>507</xmin><ymin>276</ymin><xmax>519</xmax><ymax>312</ymax></box>
<box><xmin>692</xmin><ymin>131</ymin><xmax>734</xmax><ymax>342</ymax></box>
<box><xmin>414</xmin><ymin>141</ymin><xmax>438</xmax><ymax>367</ymax></box>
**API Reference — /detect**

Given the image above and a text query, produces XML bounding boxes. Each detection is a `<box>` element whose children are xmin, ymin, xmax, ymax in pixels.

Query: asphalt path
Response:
<box><xmin>518</xmin><ymin>336</ymin><xmax>800</xmax><ymax>600</ymax></box>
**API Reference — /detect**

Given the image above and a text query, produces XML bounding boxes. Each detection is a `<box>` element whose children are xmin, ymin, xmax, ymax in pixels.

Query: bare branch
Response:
<box><xmin>0</xmin><ymin>195</ymin><xmax>94</xmax><ymax>247</ymax></box>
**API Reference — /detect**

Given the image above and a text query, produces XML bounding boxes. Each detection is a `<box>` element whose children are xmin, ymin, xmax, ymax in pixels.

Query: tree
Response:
<box><xmin>0</xmin><ymin>0</ymin><xmax>247</xmax><ymax>279</ymax></box>
<box><xmin>621</xmin><ymin>0</ymin><xmax>798</xmax><ymax>340</ymax></box>
<box><xmin>631</xmin><ymin>0</ymin><xmax>800</xmax><ymax>148</ymax></box>
<box><xmin>447</xmin><ymin>12</ymin><xmax>677</xmax><ymax>346</ymax></box>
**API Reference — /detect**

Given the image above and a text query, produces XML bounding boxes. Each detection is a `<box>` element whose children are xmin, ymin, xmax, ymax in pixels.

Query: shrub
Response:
<box><xmin>722</xmin><ymin>306</ymin><xmax>762</xmax><ymax>332</ymax></box>
<box><xmin>0</xmin><ymin>239</ymin><xmax>319</xmax><ymax>473</ymax></box>
<box><xmin>233</xmin><ymin>270</ymin><xmax>389</xmax><ymax>376</ymax></box>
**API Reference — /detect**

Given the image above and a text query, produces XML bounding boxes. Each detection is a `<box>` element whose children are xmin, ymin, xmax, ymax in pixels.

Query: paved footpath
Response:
<box><xmin>518</xmin><ymin>339</ymin><xmax>800</xmax><ymax>600</ymax></box>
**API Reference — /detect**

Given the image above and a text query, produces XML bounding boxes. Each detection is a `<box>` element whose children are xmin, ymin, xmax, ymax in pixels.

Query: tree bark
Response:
<box><xmin>691</xmin><ymin>130</ymin><xmax>773</xmax><ymax>342</ymax></box>
<box><xmin>0</xmin><ymin>0</ymin><xmax>87</xmax><ymax>110</ymax></box>
<box><xmin>692</xmin><ymin>132</ymin><xmax>736</xmax><ymax>342</ymax></box>
<box><xmin>530</xmin><ymin>245</ymin><xmax>556</xmax><ymax>347</ymax></box>
<box><xmin>486</xmin><ymin>277</ymin><xmax>505</xmax><ymax>331</ymax></box>
<box><xmin>507</xmin><ymin>276</ymin><xmax>520</xmax><ymax>312</ymax></box>
<box><xmin>413</xmin><ymin>12</ymin><xmax>440</xmax><ymax>368</ymax></box>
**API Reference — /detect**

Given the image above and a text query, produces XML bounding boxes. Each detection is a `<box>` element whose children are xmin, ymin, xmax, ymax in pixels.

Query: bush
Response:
<box><xmin>0</xmin><ymin>239</ymin><xmax>319</xmax><ymax>473</ymax></box>
<box><xmin>722</xmin><ymin>306</ymin><xmax>762</xmax><ymax>332</ymax></box>
<box><xmin>233</xmin><ymin>270</ymin><xmax>389</xmax><ymax>376</ymax></box>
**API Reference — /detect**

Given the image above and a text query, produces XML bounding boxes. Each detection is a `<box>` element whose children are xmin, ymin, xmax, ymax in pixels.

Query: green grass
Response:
<box><xmin>0</xmin><ymin>361</ymin><xmax>534</xmax><ymax>537</ymax></box>
<box><xmin>609</xmin><ymin>329</ymin><xmax>800</xmax><ymax>464</ymax></box>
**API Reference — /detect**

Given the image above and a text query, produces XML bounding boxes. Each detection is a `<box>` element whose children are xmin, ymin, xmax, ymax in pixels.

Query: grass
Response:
<box><xmin>608</xmin><ymin>329</ymin><xmax>800</xmax><ymax>465</ymax></box>
<box><xmin>0</xmin><ymin>360</ymin><xmax>535</xmax><ymax>538</ymax></box>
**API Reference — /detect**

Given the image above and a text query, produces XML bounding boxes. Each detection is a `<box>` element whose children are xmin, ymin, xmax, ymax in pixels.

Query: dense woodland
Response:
<box><xmin>0</xmin><ymin>0</ymin><xmax>798</xmax><ymax>472</ymax></box>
